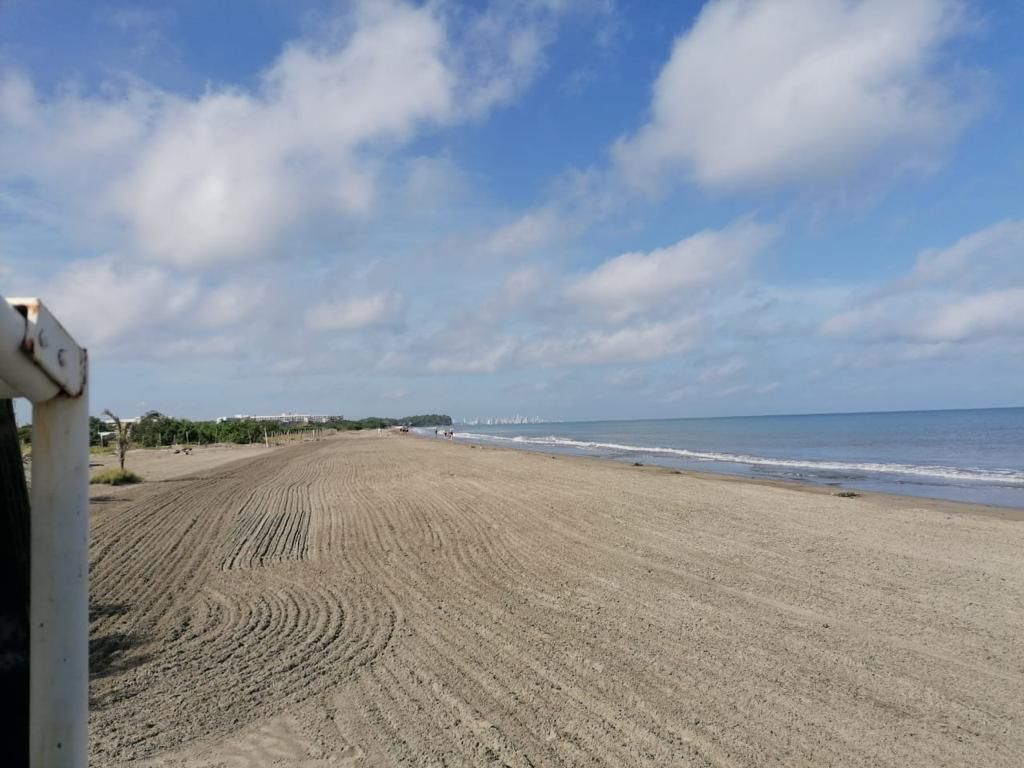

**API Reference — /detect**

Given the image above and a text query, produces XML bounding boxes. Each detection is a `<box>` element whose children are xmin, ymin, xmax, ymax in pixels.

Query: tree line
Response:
<box><xmin>17</xmin><ymin>411</ymin><xmax>452</xmax><ymax>448</ymax></box>
<box><xmin>102</xmin><ymin>412</ymin><xmax>452</xmax><ymax>447</ymax></box>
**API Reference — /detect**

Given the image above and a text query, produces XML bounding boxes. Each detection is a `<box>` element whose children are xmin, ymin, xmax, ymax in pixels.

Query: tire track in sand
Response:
<box><xmin>90</xmin><ymin>434</ymin><xmax>1024</xmax><ymax>767</ymax></box>
<box><xmin>89</xmin><ymin>440</ymin><xmax>398</xmax><ymax>765</ymax></box>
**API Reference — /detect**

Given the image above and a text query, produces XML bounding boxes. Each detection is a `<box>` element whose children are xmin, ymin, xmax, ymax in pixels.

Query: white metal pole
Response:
<box><xmin>0</xmin><ymin>298</ymin><xmax>60</xmax><ymax>403</ymax></box>
<box><xmin>30</xmin><ymin>380</ymin><xmax>89</xmax><ymax>768</ymax></box>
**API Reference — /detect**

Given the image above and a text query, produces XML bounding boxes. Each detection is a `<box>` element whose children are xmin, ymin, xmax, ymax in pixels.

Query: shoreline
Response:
<box><xmin>443</xmin><ymin>410</ymin><xmax>1024</xmax><ymax>511</ymax></box>
<box><xmin>415</xmin><ymin>431</ymin><xmax>1024</xmax><ymax>522</ymax></box>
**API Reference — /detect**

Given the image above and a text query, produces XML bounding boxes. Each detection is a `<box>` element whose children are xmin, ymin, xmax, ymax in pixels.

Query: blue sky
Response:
<box><xmin>2</xmin><ymin>0</ymin><xmax>1023</xmax><ymax>421</ymax></box>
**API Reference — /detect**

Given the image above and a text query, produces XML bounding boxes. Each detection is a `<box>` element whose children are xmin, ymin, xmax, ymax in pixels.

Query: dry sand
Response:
<box><xmin>90</xmin><ymin>442</ymin><xmax>274</xmax><ymax>485</ymax></box>
<box><xmin>88</xmin><ymin>433</ymin><xmax>1024</xmax><ymax>766</ymax></box>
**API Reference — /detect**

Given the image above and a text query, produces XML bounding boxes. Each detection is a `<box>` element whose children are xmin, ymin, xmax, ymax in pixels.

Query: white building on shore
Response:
<box><xmin>215</xmin><ymin>412</ymin><xmax>342</xmax><ymax>425</ymax></box>
<box><xmin>99</xmin><ymin>416</ymin><xmax>141</xmax><ymax>425</ymax></box>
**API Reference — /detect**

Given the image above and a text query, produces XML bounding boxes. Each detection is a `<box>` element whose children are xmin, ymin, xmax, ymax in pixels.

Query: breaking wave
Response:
<box><xmin>451</xmin><ymin>432</ymin><xmax>1024</xmax><ymax>486</ymax></box>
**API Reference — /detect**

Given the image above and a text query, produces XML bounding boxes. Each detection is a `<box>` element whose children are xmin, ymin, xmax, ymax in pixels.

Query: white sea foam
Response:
<box><xmin>452</xmin><ymin>432</ymin><xmax>1024</xmax><ymax>486</ymax></box>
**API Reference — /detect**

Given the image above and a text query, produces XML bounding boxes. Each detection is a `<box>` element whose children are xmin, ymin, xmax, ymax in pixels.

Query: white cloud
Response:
<box><xmin>110</xmin><ymin>1</ymin><xmax>454</xmax><ymax>266</ymax></box>
<box><xmin>196</xmin><ymin>279</ymin><xmax>269</xmax><ymax>328</ymax></box>
<box><xmin>524</xmin><ymin>318</ymin><xmax>699</xmax><ymax>366</ymax></box>
<box><xmin>269</xmin><ymin>357</ymin><xmax>306</xmax><ymax>376</ymax></box>
<box><xmin>0</xmin><ymin>0</ymin><xmax>614</xmax><ymax>381</ymax></box>
<box><xmin>614</xmin><ymin>0</ymin><xmax>973</xmax><ymax>192</ymax></box>
<box><xmin>607</xmin><ymin>367</ymin><xmax>646</xmax><ymax>388</ymax></box>
<box><xmin>154</xmin><ymin>334</ymin><xmax>244</xmax><ymax>360</ymax></box>
<box><xmin>900</xmin><ymin>219</ymin><xmax>1024</xmax><ymax>288</ymax></box>
<box><xmin>1</xmin><ymin>2</ymin><xmax>452</xmax><ymax>266</ymax></box>
<box><xmin>697</xmin><ymin>357</ymin><xmax>745</xmax><ymax>384</ymax></box>
<box><xmin>919</xmin><ymin>289</ymin><xmax>1024</xmax><ymax>341</ymax></box>
<box><xmin>715</xmin><ymin>380</ymin><xmax>779</xmax><ymax>398</ymax></box>
<box><xmin>0</xmin><ymin>0</ymin><xmax>618</xmax><ymax>385</ymax></box>
<box><xmin>567</xmin><ymin>220</ymin><xmax>773</xmax><ymax>322</ymax></box>
<box><xmin>2</xmin><ymin>0</ymin><xmax>596</xmax><ymax>269</ymax></box>
<box><xmin>402</xmin><ymin>154</ymin><xmax>468</xmax><ymax>208</ymax></box>
<box><xmin>827</xmin><ymin>287</ymin><xmax>1024</xmax><ymax>343</ymax></box>
<box><xmin>45</xmin><ymin>256</ymin><xmax>199</xmax><ymax>347</ymax></box>
<box><xmin>38</xmin><ymin>256</ymin><xmax>278</xmax><ymax>360</ymax></box>
<box><xmin>481</xmin><ymin>207</ymin><xmax>566</xmax><ymax>256</ymax></box>
<box><xmin>451</xmin><ymin>0</ymin><xmax>614</xmax><ymax>116</ymax></box>
<box><xmin>427</xmin><ymin>337</ymin><xmax>521</xmax><ymax>374</ymax></box>
<box><xmin>830</xmin><ymin>341</ymin><xmax>955</xmax><ymax>370</ymax></box>
<box><xmin>421</xmin><ymin>318</ymin><xmax>698</xmax><ymax>374</ymax></box>
<box><xmin>0</xmin><ymin>71</ymin><xmax>161</xmax><ymax>210</ymax></box>
<box><xmin>501</xmin><ymin>266</ymin><xmax>546</xmax><ymax>305</ymax></box>
<box><xmin>823</xmin><ymin>219</ymin><xmax>1024</xmax><ymax>344</ymax></box>
<box><xmin>305</xmin><ymin>292</ymin><xmax>404</xmax><ymax>332</ymax></box>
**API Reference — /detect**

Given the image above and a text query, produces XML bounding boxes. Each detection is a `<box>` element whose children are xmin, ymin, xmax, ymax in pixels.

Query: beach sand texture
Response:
<box><xmin>89</xmin><ymin>433</ymin><xmax>1024</xmax><ymax>766</ymax></box>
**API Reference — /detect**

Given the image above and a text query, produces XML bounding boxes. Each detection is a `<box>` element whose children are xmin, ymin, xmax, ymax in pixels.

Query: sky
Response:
<box><xmin>2</xmin><ymin>0</ymin><xmax>1023</xmax><ymax>422</ymax></box>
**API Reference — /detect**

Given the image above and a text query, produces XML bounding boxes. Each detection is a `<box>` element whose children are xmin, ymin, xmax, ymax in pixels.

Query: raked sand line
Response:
<box><xmin>89</xmin><ymin>433</ymin><xmax>1024</xmax><ymax>766</ymax></box>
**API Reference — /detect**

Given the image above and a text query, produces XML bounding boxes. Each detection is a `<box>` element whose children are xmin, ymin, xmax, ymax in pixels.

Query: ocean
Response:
<box><xmin>428</xmin><ymin>408</ymin><xmax>1024</xmax><ymax>508</ymax></box>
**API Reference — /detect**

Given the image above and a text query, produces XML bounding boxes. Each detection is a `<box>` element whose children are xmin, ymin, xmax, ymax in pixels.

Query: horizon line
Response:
<box><xmin>455</xmin><ymin>404</ymin><xmax>1024</xmax><ymax>426</ymax></box>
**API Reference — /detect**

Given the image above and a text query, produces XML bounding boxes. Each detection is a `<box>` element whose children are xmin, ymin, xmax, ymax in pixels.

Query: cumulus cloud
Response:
<box><xmin>1</xmin><ymin>0</ymin><xmax>598</xmax><ymax>269</ymax></box>
<box><xmin>304</xmin><ymin>292</ymin><xmax>404</xmax><ymax>332</ymax></box>
<box><xmin>196</xmin><ymin>279</ymin><xmax>270</xmax><ymax>328</ymax></box>
<box><xmin>427</xmin><ymin>337</ymin><xmax>521</xmax><ymax>374</ymax></box>
<box><xmin>154</xmin><ymin>334</ymin><xmax>246</xmax><ymax>361</ymax></box>
<box><xmin>896</xmin><ymin>219</ymin><xmax>1024</xmax><ymax>289</ymax></box>
<box><xmin>822</xmin><ymin>219</ymin><xmax>1024</xmax><ymax>344</ymax></box>
<box><xmin>402</xmin><ymin>154</ymin><xmax>468</xmax><ymax>208</ymax></box>
<box><xmin>404</xmin><ymin>220</ymin><xmax>778</xmax><ymax>377</ymax></box>
<box><xmin>37</xmin><ymin>255</ymin><xmax>285</xmax><ymax>362</ymax></box>
<box><xmin>422</xmin><ymin>318</ymin><xmax>700</xmax><ymax>374</ymax></box>
<box><xmin>496</xmin><ymin>266</ymin><xmax>548</xmax><ymax>311</ymax></box>
<box><xmin>45</xmin><ymin>256</ymin><xmax>199</xmax><ymax>347</ymax></box>
<box><xmin>451</xmin><ymin>0</ymin><xmax>614</xmax><ymax>115</ymax></box>
<box><xmin>826</xmin><ymin>287</ymin><xmax>1024</xmax><ymax>343</ymax></box>
<box><xmin>0</xmin><ymin>0</ymin><xmax>616</xmax><ymax>387</ymax></box>
<box><xmin>614</xmin><ymin>0</ymin><xmax>974</xmax><ymax>192</ymax></box>
<box><xmin>119</xmin><ymin>1</ymin><xmax>452</xmax><ymax>266</ymax></box>
<box><xmin>697</xmin><ymin>357</ymin><xmax>746</xmax><ymax>384</ymax></box>
<box><xmin>481</xmin><ymin>207</ymin><xmax>567</xmax><ymax>257</ymax></box>
<box><xmin>524</xmin><ymin>319</ymin><xmax>699</xmax><ymax>365</ymax></box>
<box><xmin>920</xmin><ymin>289</ymin><xmax>1024</xmax><ymax>341</ymax></box>
<box><xmin>567</xmin><ymin>221</ymin><xmax>774</xmax><ymax>322</ymax></box>
<box><xmin>1</xmin><ymin>2</ymin><xmax>451</xmax><ymax>266</ymax></box>
<box><xmin>0</xmin><ymin>71</ymin><xmax>161</xmax><ymax>217</ymax></box>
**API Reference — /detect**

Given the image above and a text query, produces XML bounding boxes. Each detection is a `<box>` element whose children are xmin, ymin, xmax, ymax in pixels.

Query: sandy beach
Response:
<box><xmin>89</xmin><ymin>442</ymin><xmax>275</xmax><ymax>485</ymax></box>
<box><xmin>89</xmin><ymin>432</ymin><xmax>1024</xmax><ymax>766</ymax></box>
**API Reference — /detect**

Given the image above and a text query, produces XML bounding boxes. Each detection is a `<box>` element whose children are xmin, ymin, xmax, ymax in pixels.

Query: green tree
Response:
<box><xmin>89</xmin><ymin>416</ymin><xmax>104</xmax><ymax>446</ymax></box>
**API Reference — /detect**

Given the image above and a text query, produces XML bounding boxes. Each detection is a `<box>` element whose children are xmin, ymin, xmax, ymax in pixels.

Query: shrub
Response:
<box><xmin>90</xmin><ymin>468</ymin><xmax>143</xmax><ymax>486</ymax></box>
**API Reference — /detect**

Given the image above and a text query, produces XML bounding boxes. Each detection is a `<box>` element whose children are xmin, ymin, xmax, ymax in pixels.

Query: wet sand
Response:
<box><xmin>89</xmin><ymin>433</ymin><xmax>1024</xmax><ymax>766</ymax></box>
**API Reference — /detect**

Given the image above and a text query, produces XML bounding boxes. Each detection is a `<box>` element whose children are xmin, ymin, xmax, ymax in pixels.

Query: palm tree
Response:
<box><xmin>102</xmin><ymin>410</ymin><xmax>132</xmax><ymax>471</ymax></box>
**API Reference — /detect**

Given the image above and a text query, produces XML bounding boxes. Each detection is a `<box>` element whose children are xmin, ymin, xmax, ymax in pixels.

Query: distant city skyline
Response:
<box><xmin>459</xmin><ymin>416</ymin><xmax>549</xmax><ymax>426</ymax></box>
<box><xmin>3</xmin><ymin>1</ymin><xmax>1023</xmax><ymax>421</ymax></box>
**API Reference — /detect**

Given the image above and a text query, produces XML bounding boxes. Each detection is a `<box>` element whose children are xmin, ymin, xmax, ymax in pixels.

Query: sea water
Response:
<box><xmin>431</xmin><ymin>408</ymin><xmax>1024</xmax><ymax>508</ymax></box>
